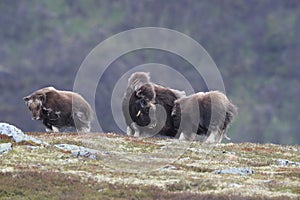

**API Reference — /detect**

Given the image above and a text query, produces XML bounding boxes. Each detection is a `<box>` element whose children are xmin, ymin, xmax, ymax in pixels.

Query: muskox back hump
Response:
<box><xmin>172</xmin><ymin>91</ymin><xmax>238</xmax><ymax>140</ymax></box>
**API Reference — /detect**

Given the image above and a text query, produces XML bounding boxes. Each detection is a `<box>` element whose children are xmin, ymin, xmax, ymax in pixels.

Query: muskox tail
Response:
<box><xmin>224</xmin><ymin>101</ymin><xmax>238</xmax><ymax>130</ymax></box>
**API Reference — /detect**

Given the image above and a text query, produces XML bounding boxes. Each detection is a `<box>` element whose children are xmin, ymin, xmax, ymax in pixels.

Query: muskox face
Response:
<box><xmin>134</xmin><ymin>97</ymin><xmax>157</xmax><ymax>128</ymax></box>
<box><xmin>136</xmin><ymin>83</ymin><xmax>156</xmax><ymax>102</ymax></box>
<box><xmin>134</xmin><ymin>98</ymin><xmax>151</xmax><ymax>123</ymax></box>
<box><xmin>23</xmin><ymin>95</ymin><xmax>45</xmax><ymax>120</ymax></box>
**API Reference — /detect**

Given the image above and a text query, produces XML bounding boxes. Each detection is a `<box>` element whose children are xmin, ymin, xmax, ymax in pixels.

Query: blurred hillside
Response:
<box><xmin>0</xmin><ymin>0</ymin><xmax>299</xmax><ymax>144</ymax></box>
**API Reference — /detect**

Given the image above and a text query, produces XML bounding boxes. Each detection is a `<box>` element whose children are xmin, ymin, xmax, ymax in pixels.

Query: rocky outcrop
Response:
<box><xmin>0</xmin><ymin>143</ymin><xmax>12</xmax><ymax>154</ymax></box>
<box><xmin>214</xmin><ymin>168</ymin><xmax>254</xmax><ymax>175</ymax></box>
<box><xmin>54</xmin><ymin>143</ymin><xmax>109</xmax><ymax>160</ymax></box>
<box><xmin>0</xmin><ymin>122</ymin><xmax>46</xmax><ymax>146</ymax></box>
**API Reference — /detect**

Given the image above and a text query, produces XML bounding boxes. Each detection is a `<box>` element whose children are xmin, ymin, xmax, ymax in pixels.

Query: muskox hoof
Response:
<box><xmin>45</xmin><ymin>126</ymin><xmax>59</xmax><ymax>133</ymax></box>
<box><xmin>204</xmin><ymin>131</ymin><xmax>221</xmax><ymax>143</ymax></box>
<box><xmin>178</xmin><ymin>132</ymin><xmax>197</xmax><ymax>141</ymax></box>
<box><xmin>133</xmin><ymin>130</ymin><xmax>140</xmax><ymax>137</ymax></box>
<box><xmin>45</xmin><ymin>128</ymin><xmax>52</xmax><ymax>132</ymax></box>
<box><xmin>148</xmin><ymin>123</ymin><xmax>156</xmax><ymax>129</ymax></box>
<box><xmin>178</xmin><ymin>132</ymin><xmax>187</xmax><ymax>140</ymax></box>
<box><xmin>52</xmin><ymin>126</ymin><xmax>59</xmax><ymax>133</ymax></box>
<box><xmin>77</xmin><ymin>126</ymin><xmax>90</xmax><ymax>133</ymax></box>
<box><xmin>126</xmin><ymin>126</ymin><xmax>133</xmax><ymax>136</ymax></box>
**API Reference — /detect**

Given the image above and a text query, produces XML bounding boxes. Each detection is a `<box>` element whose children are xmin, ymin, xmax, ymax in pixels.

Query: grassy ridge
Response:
<box><xmin>0</xmin><ymin>133</ymin><xmax>299</xmax><ymax>199</ymax></box>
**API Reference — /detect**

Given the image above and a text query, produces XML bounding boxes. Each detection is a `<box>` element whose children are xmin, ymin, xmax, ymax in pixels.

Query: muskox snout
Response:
<box><xmin>23</xmin><ymin>96</ymin><xmax>30</xmax><ymax>101</ymax></box>
<box><xmin>32</xmin><ymin>116</ymin><xmax>41</xmax><ymax>120</ymax></box>
<box><xmin>23</xmin><ymin>96</ymin><xmax>33</xmax><ymax>106</ymax></box>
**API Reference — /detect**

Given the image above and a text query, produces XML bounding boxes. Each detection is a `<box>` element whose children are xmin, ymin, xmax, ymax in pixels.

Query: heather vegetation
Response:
<box><xmin>0</xmin><ymin>133</ymin><xmax>299</xmax><ymax>199</ymax></box>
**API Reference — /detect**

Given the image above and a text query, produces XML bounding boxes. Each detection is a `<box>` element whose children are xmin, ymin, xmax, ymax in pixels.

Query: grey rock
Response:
<box><xmin>160</xmin><ymin>165</ymin><xmax>177</xmax><ymax>171</ymax></box>
<box><xmin>229</xmin><ymin>183</ymin><xmax>242</xmax><ymax>188</ymax></box>
<box><xmin>0</xmin><ymin>143</ymin><xmax>12</xmax><ymax>154</ymax></box>
<box><xmin>0</xmin><ymin>122</ymin><xmax>47</xmax><ymax>146</ymax></box>
<box><xmin>26</xmin><ymin>145</ymin><xmax>40</xmax><ymax>150</ymax></box>
<box><xmin>0</xmin><ymin>122</ymin><xmax>25</xmax><ymax>143</ymax></box>
<box><xmin>54</xmin><ymin>144</ymin><xmax>105</xmax><ymax>160</ymax></box>
<box><xmin>277</xmin><ymin>159</ymin><xmax>300</xmax><ymax>166</ymax></box>
<box><xmin>23</xmin><ymin>135</ymin><xmax>48</xmax><ymax>146</ymax></box>
<box><xmin>214</xmin><ymin>168</ymin><xmax>254</xmax><ymax>175</ymax></box>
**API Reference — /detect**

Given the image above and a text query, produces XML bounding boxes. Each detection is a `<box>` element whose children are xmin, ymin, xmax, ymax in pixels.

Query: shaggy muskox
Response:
<box><xmin>23</xmin><ymin>86</ymin><xmax>93</xmax><ymax>133</ymax></box>
<box><xmin>171</xmin><ymin>91</ymin><xmax>237</xmax><ymax>143</ymax></box>
<box><xmin>122</xmin><ymin>72</ymin><xmax>185</xmax><ymax>137</ymax></box>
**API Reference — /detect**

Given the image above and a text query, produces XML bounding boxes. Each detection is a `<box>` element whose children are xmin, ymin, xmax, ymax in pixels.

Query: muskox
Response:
<box><xmin>23</xmin><ymin>86</ymin><xmax>93</xmax><ymax>133</ymax></box>
<box><xmin>122</xmin><ymin>72</ymin><xmax>185</xmax><ymax>137</ymax></box>
<box><xmin>171</xmin><ymin>91</ymin><xmax>237</xmax><ymax>143</ymax></box>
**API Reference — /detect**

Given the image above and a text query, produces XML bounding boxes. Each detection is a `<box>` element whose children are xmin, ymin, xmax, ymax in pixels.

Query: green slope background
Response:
<box><xmin>0</xmin><ymin>0</ymin><xmax>299</xmax><ymax>144</ymax></box>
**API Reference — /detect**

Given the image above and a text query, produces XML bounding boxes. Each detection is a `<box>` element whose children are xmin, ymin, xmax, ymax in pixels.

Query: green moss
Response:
<box><xmin>122</xmin><ymin>139</ymin><xmax>158</xmax><ymax>153</ymax></box>
<box><xmin>49</xmin><ymin>139</ymin><xmax>83</xmax><ymax>146</ymax></box>
<box><xmin>0</xmin><ymin>138</ymin><xmax>13</xmax><ymax>144</ymax></box>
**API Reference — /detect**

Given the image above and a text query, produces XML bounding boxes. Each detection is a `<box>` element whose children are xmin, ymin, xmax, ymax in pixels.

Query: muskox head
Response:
<box><xmin>135</xmin><ymin>97</ymin><xmax>157</xmax><ymax>127</ymax></box>
<box><xmin>122</xmin><ymin>72</ymin><xmax>158</xmax><ymax>136</ymax></box>
<box><xmin>134</xmin><ymin>83</ymin><xmax>156</xmax><ymax>121</ymax></box>
<box><xmin>127</xmin><ymin>72</ymin><xmax>156</xmax><ymax>117</ymax></box>
<box><xmin>23</xmin><ymin>94</ymin><xmax>44</xmax><ymax>120</ymax></box>
<box><xmin>127</xmin><ymin>89</ymin><xmax>155</xmax><ymax>127</ymax></box>
<box><xmin>136</xmin><ymin>83</ymin><xmax>156</xmax><ymax>102</ymax></box>
<box><xmin>23</xmin><ymin>87</ymin><xmax>54</xmax><ymax>120</ymax></box>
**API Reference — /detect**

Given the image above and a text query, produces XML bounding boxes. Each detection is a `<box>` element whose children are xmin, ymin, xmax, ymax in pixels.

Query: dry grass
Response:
<box><xmin>0</xmin><ymin>132</ymin><xmax>299</xmax><ymax>199</ymax></box>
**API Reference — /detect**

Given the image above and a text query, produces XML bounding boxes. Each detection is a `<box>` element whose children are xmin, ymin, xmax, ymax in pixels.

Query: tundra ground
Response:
<box><xmin>0</xmin><ymin>133</ymin><xmax>299</xmax><ymax>200</ymax></box>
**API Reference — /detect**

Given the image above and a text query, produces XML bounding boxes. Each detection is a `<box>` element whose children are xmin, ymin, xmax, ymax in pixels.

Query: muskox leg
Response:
<box><xmin>131</xmin><ymin>122</ymin><xmax>140</xmax><ymax>137</ymax></box>
<box><xmin>217</xmin><ymin>129</ymin><xmax>231</xmax><ymax>143</ymax></box>
<box><xmin>205</xmin><ymin>127</ymin><xmax>221</xmax><ymax>143</ymax></box>
<box><xmin>51</xmin><ymin>126</ymin><xmax>59</xmax><ymax>132</ymax></box>
<box><xmin>217</xmin><ymin>129</ymin><xmax>225</xmax><ymax>143</ymax></box>
<box><xmin>43</xmin><ymin>120</ymin><xmax>54</xmax><ymax>132</ymax></box>
<box><xmin>148</xmin><ymin>103</ymin><xmax>157</xmax><ymax>129</ymax></box>
<box><xmin>182</xmin><ymin>132</ymin><xmax>197</xmax><ymax>141</ymax></box>
<box><xmin>205</xmin><ymin>131</ymin><xmax>218</xmax><ymax>143</ymax></box>
<box><xmin>178</xmin><ymin>132</ymin><xmax>197</xmax><ymax>141</ymax></box>
<box><xmin>134</xmin><ymin>131</ymin><xmax>140</xmax><ymax>137</ymax></box>
<box><xmin>45</xmin><ymin>126</ymin><xmax>59</xmax><ymax>133</ymax></box>
<box><xmin>178</xmin><ymin>132</ymin><xmax>186</xmax><ymax>140</ymax></box>
<box><xmin>73</xmin><ymin>112</ymin><xmax>92</xmax><ymax>133</ymax></box>
<box><xmin>126</xmin><ymin>126</ymin><xmax>134</xmax><ymax>136</ymax></box>
<box><xmin>194</xmin><ymin>134</ymin><xmax>208</xmax><ymax>142</ymax></box>
<box><xmin>127</xmin><ymin>123</ymin><xmax>139</xmax><ymax>137</ymax></box>
<box><xmin>45</xmin><ymin>128</ymin><xmax>52</xmax><ymax>132</ymax></box>
<box><xmin>77</xmin><ymin>125</ymin><xmax>90</xmax><ymax>133</ymax></box>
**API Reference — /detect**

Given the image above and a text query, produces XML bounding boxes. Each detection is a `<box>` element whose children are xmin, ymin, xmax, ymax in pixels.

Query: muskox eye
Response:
<box><xmin>140</xmin><ymin>99</ymin><xmax>147</xmax><ymax>108</ymax></box>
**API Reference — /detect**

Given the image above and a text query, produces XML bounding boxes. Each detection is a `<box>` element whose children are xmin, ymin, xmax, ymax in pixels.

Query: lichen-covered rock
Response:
<box><xmin>0</xmin><ymin>143</ymin><xmax>12</xmax><ymax>154</ymax></box>
<box><xmin>0</xmin><ymin>122</ymin><xmax>46</xmax><ymax>146</ymax></box>
<box><xmin>54</xmin><ymin>143</ymin><xmax>108</xmax><ymax>160</ymax></box>
<box><xmin>277</xmin><ymin>159</ymin><xmax>300</xmax><ymax>166</ymax></box>
<box><xmin>214</xmin><ymin>168</ymin><xmax>254</xmax><ymax>175</ymax></box>
<box><xmin>0</xmin><ymin>122</ymin><xmax>25</xmax><ymax>143</ymax></box>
